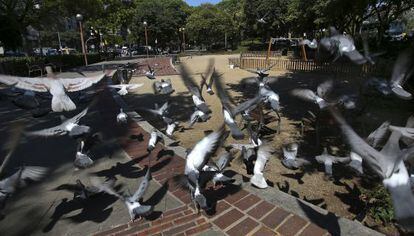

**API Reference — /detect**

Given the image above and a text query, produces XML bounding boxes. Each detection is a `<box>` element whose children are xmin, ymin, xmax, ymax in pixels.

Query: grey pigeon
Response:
<box><xmin>200</xmin><ymin>59</ymin><xmax>215</xmax><ymax>95</ymax></box>
<box><xmin>291</xmin><ymin>80</ymin><xmax>333</xmax><ymax>109</ymax></box>
<box><xmin>74</xmin><ymin>133</ymin><xmax>102</xmax><ymax>169</ymax></box>
<box><xmin>117</xmin><ymin>108</ymin><xmax>128</xmax><ymax>124</ymax></box>
<box><xmin>54</xmin><ymin>178</ymin><xmax>116</xmax><ymax>200</ymax></box>
<box><xmin>145</xmin><ymin>65</ymin><xmax>156</xmax><ymax>80</ymax></box>
<box><xmin>315</xmin><ymin>148</ymin><xmax>351</xmax><ymax>176</ymax></box>
<box><xmin>94</xmin><ymin>167</ymin><xmax>154</xmax><ymax>221</ymax></box>
<box><xmin>202</xmin><ymin>152</ymin><xmax>234</xmax><ymax>186</ymax></box>
<box><xmin>179</xmin><ymin>63</ymin><xmax>211</xmax><ymax>114</ymax></box>
<box><xmin>282</xmin><ymin>143</ymin><xmax>310</xmax><ymax>170</ymax></box>
<box><xmin>320</xmin><ymin>27</ymin><xmax>367</xmax><ymax>65</ymax></box>
<box><xmin>147</xmin><ymin>129</ymin><xmax>163</xmax><ymax>152</ymax></box>
<box><xmin>189</xmin><ymin>108</ymin><xmax>210</xmax><ymax>128</ymax></box>
<box><xmin>329</xmin><ymin>107</ymin><xmax>414</xmax><ymax>232</ymax></box>
<box><xmin>390</xmin><ymin>47</ymin><xmax>413</xmax><ymax>100</ymax></box>
<box><xmin>26</xmin><ymin>106</ymin><xmax>91</xmax><ymax>138</ymax></box>
<box><xmin>153</xmin><ymin>79</ymin><xmax>174</xmax><ymax>95</ymax></box>
<box><xmin>366</xmin><ymin>121</ymin><xmax>390</xmax><ymax>149</ymax></box>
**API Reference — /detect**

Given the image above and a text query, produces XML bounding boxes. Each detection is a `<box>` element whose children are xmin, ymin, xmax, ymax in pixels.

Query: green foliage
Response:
<box><xmin>186</xmin><ymin>4</ymin><xmax>235</xmax><ymax>49</ymax></box>
<box><xmin>362</xmin><ymin>184</ymin><xmax>395</xmax><ymax>225</ymax></box>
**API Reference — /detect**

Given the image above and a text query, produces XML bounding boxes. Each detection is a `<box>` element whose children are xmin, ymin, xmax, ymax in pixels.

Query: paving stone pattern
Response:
<box><xmin>94</xmin><ymin>90</ymin><xmax>330</xmax><ymax>236</ymax></box>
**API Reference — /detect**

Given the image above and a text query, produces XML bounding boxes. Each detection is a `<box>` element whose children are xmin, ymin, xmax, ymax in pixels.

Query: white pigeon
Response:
<box><xmin>165</xmin><ymin>121</ymin><xmax>179</xmax><ymax>137</ymax></box>
<box><xmin>93</xmin><ymin>167</ymin><xmax>154</xmax><ymax>221</ymax></box>
<box><xmin>291</xmin><ymin>80</ymin><xmax>333</xmax><ymax>109</ymax></box>
<box><xmin>26</xmin><ymin>106</ymin><xmax>90</xmax><ymax>137</ymax></box>
<box><xmin>116</xmin><ymin>108</ymin><xmax>128</xmax><ymax>124</ymax></box>
<box><xmin>0</xmin><ymin>66</ymin><xmax>111</xmax><ymax>112</ymax></box>
<box><xmin>108</xmin><ymin>83</ymin><xmax>143</xmax><ymax>96</ymax></box>
<box><xmin>250</xmin><ymin>145</ymin><xmax>272</xmax><ymax>189</ymax></box>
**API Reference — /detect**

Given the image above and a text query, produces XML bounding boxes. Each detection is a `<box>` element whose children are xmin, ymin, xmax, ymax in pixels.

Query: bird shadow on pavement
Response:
<box><xmin>143</xmin><ymin>181</ymin><xmax>169</xmax><ymax>221</ymax></box>
<box><xmin>156</xmin><ymin>149</ymin><xmax>175</xmax><ymax>161</ymax></box>
<box><xmin>203</xmin><ymin>183</ymin><xmax>242</xmax><ymax>216</ymax></box>
<box><xmin>297</xmin><ymin>199</ymin><xmax>341</xmax><ymax>236</ymax></box>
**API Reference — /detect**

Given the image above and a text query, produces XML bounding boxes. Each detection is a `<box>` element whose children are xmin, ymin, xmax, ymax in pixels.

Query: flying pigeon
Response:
<box><xmin>94</xmin><ymin>167</ymin><xmax>154</xmax><ymax>221</ymax></box>
<box><xmin>202</xmin><ymin>151</ymin><xmax>234</xmax><ymax>186</ymax></box>
<box><xmin>200</xmin><ymin>59</ymin><xmax>216</xmax><ymax>95</ymax></box>
<box><xmin>329</xmin><ymin>107</ymin><xmax>414</xmax><ymax>232</ymax></box>
<box><xmin>259</xmin><ymin>83</ymin><xmax>281</xmax><ymax>131</ymax></box>
<box><xmin>145</xmin><ymin>65</ymin><xmax>156</xmax><ymax>80</ymax></box>
<box><xmin>364</xmin><ymin>78</ymin><xmax>393</xmax><ymax>96</ymax></box>
<box><xmin>315</xmin><ymin>148</ymin><xmax>351</xmax><ymax>176</ymax></box>
<box><xmin>0</xmin><ymin>66</ymin><xmax>111</xmax><ymax>112</ymax></box>
<box><xmin>366</xmin><ymin>121</ymin><xmax>390</xmax><ymax>149</ymax></box>
<box><xmin>401</xmin><ymin>116</ymin><xmax>414</xmax><ymax>147</ymax></box>
<box><xmin>348</xmin><ymin>152</ymin><xmax>363</xmax><ymax>175</ymax></box>
<box><xmin>214</xmin><ymin>71</ymin><xmax>261</xmax><ymax>139</ymax></box>
<box><xmin>389</xmin><ymin>47</ymin><xmax>413</xmax><ymax>100</ymax></box>
<box><xmin>74</xmin><ymin>132</ymin><xmax>102</xmax><ymax>169</ymax></box>
<box><xmin>299</xmin><ymin>39</ymin><xmax>318</xmax><ymax>49</ymax></box>
<box><xmin>320</xmin><ymin>27</ymin><xmax>367</xmax><ymax>65</ymax></box>
<box><xmin>257</xmin><ymin>12</ymin><xmax>269</xmax><ymax>24</ymax></box>
<box><xmin>54</xmin><ymin>178</ymin><xmax>116</xmax><ymax>200</ymax></box>
<box><xmin>0</xmin><ymin>166</ymin><xmax>48</xmax><ymax>210</ymax></box>
<box><xmin>250</xmin><ymin>145</ymin><xmax>272</xmax><ymax>189</ymax></box>
<box><xmin>117</xmin><ymin>108</ymin><xmax>128</xmax><ymax>124</ymax></box>
<box><xmin>189</xmin><ymin>108</ymin><xmax>210</xmax><ymax>128</ymax></box>
<box><xmin>108</xmin><ymin>83</ymin><xmax>143</xmax><ymax>96</ymax></box>
<box><xmin>282</xmin><ymin>143</ymin><xmax>310</xmax><ymax>170</ymax></box>
<box><xmin>26</xmin><ymin>106</ymin><xmax>91</xmax><ymax>138</ymax></box>
<box><xmin>291</xmin><ymin>80</ymin><xmax>333</xmax><ymax>109</ymax></box>
<box><xmin>147</xmin><ymin>129</ymin><xmax>163</xmax><ymax>152</ymax></box>
<box><xmin>153</xmin><ymin>79</ymin><xmax>174</xmax><ymax>95</ymax></box>
<box><xmin>179</xmin><ymin>64</ymin><xmax>211</xmax><ymax>114</ymax></box>
<box><xmin>138</xmin><ymin>101</ymin><xmax>170</xmax><ymax>122</ymax></box>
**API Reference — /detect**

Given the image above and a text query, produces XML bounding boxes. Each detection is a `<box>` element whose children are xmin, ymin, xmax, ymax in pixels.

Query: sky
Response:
<box><xmin>185</xmin><ymin>0</ymin><xmax>221</xmax><ymax>6</ymax></box>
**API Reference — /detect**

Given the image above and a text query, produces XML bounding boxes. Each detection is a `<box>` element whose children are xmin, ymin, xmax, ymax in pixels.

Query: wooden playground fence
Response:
<box><xmin>229</xmin><ymin>55</ymin><xmax>392</xmax><ymax>77</ymax></box>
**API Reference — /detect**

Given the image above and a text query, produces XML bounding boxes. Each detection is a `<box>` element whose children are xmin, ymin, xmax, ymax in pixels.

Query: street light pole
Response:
<box><xmin>179</xmin><ymin>27</ymin><xmax>185</xmax><ymax>52</ymax></box>
<box><xmin>76</xmin><ymin>14</ymin><xmax>88</xmax><ymax>66</ymax></box>
<box><xmin>143</xmin><ymin>21</ymin><xmax>149</xmax><ymax>58</ymax></box>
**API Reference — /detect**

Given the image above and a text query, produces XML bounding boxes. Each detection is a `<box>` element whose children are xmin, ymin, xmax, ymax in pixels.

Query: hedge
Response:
<box><xmin>0</xmin><ymin>53</ymin><xmax>114</xmax><ymax>76</ymax></box>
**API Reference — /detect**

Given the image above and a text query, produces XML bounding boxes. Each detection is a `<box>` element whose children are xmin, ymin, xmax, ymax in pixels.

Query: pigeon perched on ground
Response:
<box><xmin>320</xmin><ymin>27</ymin><xmax>367</xmax><ymax>65</ymax></box>
<box><xmin>250</xmin><ymin>145</ymin><xmax>272</xmax><ymax>189</ymax></box>
<box><xmin>74</xmin><ymin>133</ymin><xmax>102</xmax><ymax>169</ymax></box>
<box><xmin>179</xmin><ymin>64</ymin><xmax>211</xmax><ymax>114</ymax></box>
<box><xmin>26</xmin><ymin>106</ymin><xmax>91</xmax><ymax>138</ymax></box>
<box><xmin>315</xmin><ymin>148</ymin><xmax>351</xmax><ymax>176</ymax></box>
<box><xmin>145</xmin><ymin>65</ymin><xmax>156</xmax><ymax>80</ymax></box>
<box><xmin>282</xmin><ymin>143</ymin><xmax>310</xmax><ymax>170</ymax></box>
<box><xmin>329</xmin><ymin>107</ymin><xmax>414</xmax><ymax>232</ymax></box>
<box><xmin>147</xmin><ymin>129</ymin><xmax>163</xmax><ymax>152</ymax></box>
<box><xmin>153</xmin><ymin>79</ymin><xmax>174</xmax><ymax>95</ymax></box>
<box><xmin>165</xmin><ymin>120</ymin><xmax>179</xmax><ymax>138</ymax></box>
<box><xmin>94</xmin><ymin>167</ymin><xmax>154</xmax><ymax>221</ymax></box>
<box><xmin>291</xmin><ymin>80</ymin><xmax>333</xmax><ymax>109</ymax></box>
<box><xmin>0</xmin><ymin>66</ymin><xmax>111</xmax><ymax>112</ymax></box>
<box><xmin>116</xmin><ymin>108</ymin><xmax>128</xmax><ymax>124</ymax></box>
<box><xmin>390</xmin><ymin>47</ymin><xmax>413</xmax><ymax>100</ymax></box>
<box><xmin>299</xmin><ymin>39</ymin><xmax>318</xmax><ymax>49</ymax></box>
<box><xmin>108</xmin><ymin>83</ymin><xmax>143</xmax><ymax>96</ymax></box>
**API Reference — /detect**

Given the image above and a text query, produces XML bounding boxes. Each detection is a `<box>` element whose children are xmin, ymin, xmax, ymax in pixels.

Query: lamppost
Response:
<box><xmin>143</xmin><ymin>21</ymin><xmax>149</xmax><ymax>58</ymax></box>
<box><xmin>76</xmin><ymin>14</ymin><xmax>88</xmax><ymax>65</ymax></box>
<box><xmin>179</xmin><ymin>27</ymin><xmax>185</xmax><ymax>52</ymax></box>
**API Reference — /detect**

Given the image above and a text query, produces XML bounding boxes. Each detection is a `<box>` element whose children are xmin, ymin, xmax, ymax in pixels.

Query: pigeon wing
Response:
<box><xmin>179</xmin><ymin>64</ymin><xmax>202</xmax><ymax>98</ymax></box>
<box><xmin>0</xmin><ymin>75</ymin><xmax>48</xmax><ymax>92</ymax></box>
<box><xmin>232</xmin><ymin>95</ymin><xmax>261</xmax><ymax>116</ymax></box>
<box><xmin>61</xmin><ymin>73</ymin><xmax>106</xmax><ymax>92</ymax></box>
<box><xmin>366</xmin><ymin>121</ymin><xmax>390</xmax><ymax>148</ymax></box>
<box><xmin>291</xmin><ymin>89</ymin><xmax>318</xmax><ymax>102</ymax></box>
<box><xmin>131</xmin><ymin>167</ymin><xmax>152</xmax><ymax>201</ymax></box>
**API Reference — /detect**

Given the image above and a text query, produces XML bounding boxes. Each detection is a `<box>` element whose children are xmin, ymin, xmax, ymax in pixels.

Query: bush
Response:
<box><xmin>0</xmin><ymin>53</ymin><xmax>106</xmax><ymax>76</ymax></box>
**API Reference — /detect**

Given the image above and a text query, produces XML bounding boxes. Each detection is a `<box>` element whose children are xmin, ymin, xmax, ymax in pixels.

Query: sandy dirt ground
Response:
<box><xmin>124</xmin><ymin>54</ymin><xmax>413</xmax><ymax>234</ymax></box>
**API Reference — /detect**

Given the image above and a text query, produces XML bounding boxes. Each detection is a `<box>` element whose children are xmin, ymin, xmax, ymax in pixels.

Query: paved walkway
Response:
<box><xmin>93</xmin><ymin>89</ymin><xmax>330</xmax><ymax>236</ymax></box>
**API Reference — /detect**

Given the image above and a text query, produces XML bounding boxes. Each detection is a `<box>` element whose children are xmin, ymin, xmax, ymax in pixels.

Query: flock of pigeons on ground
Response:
<box><xmin>0</xmin><ymin>26</ymin><xmax>413</xmax><ymax>233</ymax></box>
